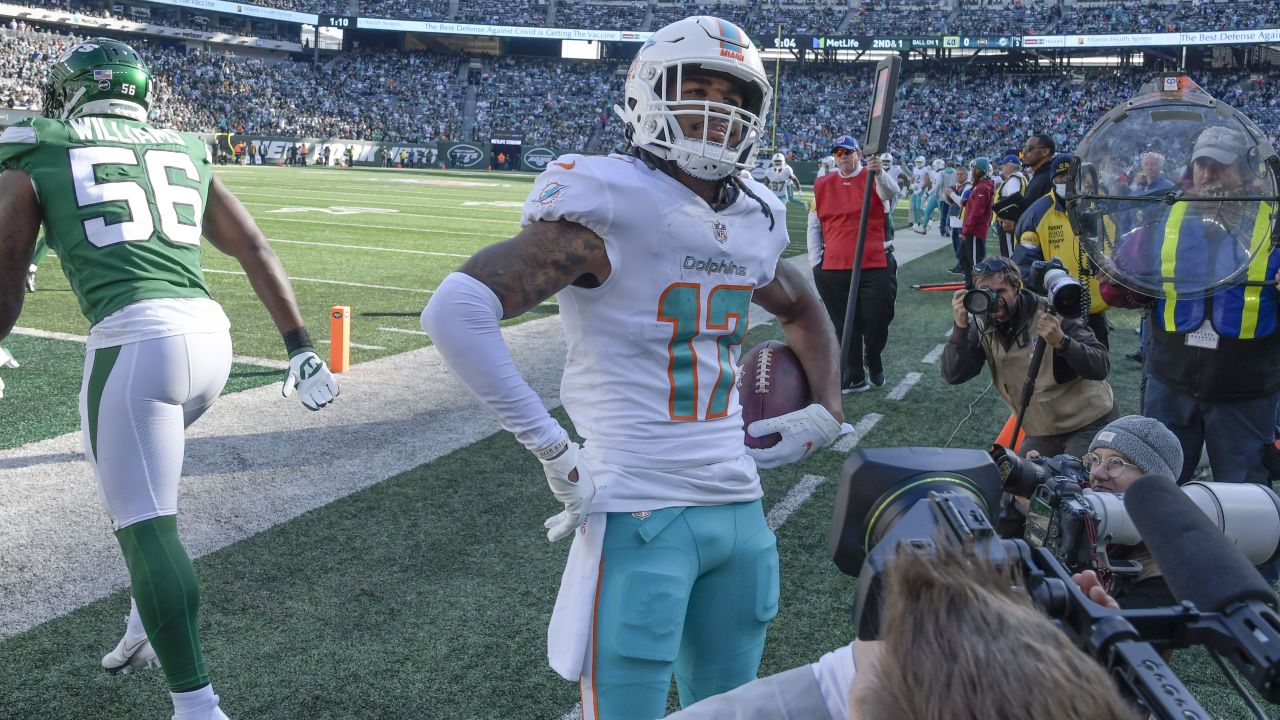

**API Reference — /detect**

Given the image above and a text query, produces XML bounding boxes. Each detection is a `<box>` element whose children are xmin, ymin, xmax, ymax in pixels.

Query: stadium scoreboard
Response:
<box><xmin>769</xmin><ymin>35</ymin><xmax>1022</xmax><ymax>51</ymax></box>
<box><xmin>319</xmin><ymin>13</ymin><xmax>355</xmax><ymax>28</ymax></box>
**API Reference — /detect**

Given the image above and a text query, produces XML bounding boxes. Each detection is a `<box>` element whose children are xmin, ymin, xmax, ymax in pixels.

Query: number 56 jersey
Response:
<box><xmin>0</xmin><ymin>117</ymin><xmax>215</xmax><ymax>328</ymax></box>
<box><xmin>522</xmin><ymin>154</ymin><xmax>789</xmax><ymax>507</ymax></box>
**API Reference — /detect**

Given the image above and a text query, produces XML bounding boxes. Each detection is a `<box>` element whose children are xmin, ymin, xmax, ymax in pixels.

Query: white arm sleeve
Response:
<box><xmin>806</xmin><ymin>209</ymin><xmax>824</xmax><ymax>269</ymax></box>
<box><xmin>421</xmin><ymin>272</ymin><xmax>566</xmax><ymax>454</ymax></box>
<box><xmin>875</xmin><ymin>169</ymin><xmax>900</xmax><ymax>202</ymax></box>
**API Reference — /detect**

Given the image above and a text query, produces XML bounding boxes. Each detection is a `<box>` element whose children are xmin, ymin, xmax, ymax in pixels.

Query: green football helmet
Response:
<box><xmin>42</xmin><ymin>37</ymin><xmax>153</xmax><ymax>122</ymax></box>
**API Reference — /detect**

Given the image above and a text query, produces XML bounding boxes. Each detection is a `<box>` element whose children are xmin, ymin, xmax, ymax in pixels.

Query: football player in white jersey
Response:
<box><xmin>816</xmin><ymin>154</ymin><xmax>836</xmax><ymax>178</ymax></box>
<box><xmin>908</xmin><ymin>155</ymin><xmax>928</xmax><ymax>230</ymax></box>
<box><xmin>422</xmin><ymin>16</ymin><xmax>846</xmax><ymax>720</ymax></box>
<box><xmin>763</xmin><ymin>151</ymin><xmax>802</xmax><ymax>204</ymax></box>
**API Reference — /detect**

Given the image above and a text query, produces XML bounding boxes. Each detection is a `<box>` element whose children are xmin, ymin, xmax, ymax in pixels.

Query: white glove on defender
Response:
<box><xmin>282</xmin><ymin>351</ymin><xmax>340</xmax><ymax>411</ymax></box>
<box><xmin>746</xmin><ymin>403</ymin><xmax>847</xmax><ymax>469</ymax></box>
<box><xmin>540</xmin><ymin>440</ymin><xmax>596</xmax><ymax>542</ymax></box>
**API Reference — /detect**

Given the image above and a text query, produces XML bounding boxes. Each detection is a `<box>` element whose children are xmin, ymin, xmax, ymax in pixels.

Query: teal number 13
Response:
<box><xmin>657</xmin><ymin>283</ymin><xmax>754</xmax><ymax>421</ymax></box>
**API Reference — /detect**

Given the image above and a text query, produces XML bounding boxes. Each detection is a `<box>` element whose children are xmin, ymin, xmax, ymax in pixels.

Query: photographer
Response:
<box><xmin>1013</xmin><ymin>154</ymin><xmax>1111</xmax><ymax>347</ymax></box>
<box><xmin>663</xmin><ymin>542</ymin><xmax>1138</xmax><ymax>720</ymax></box>
<box><xmin>943</xmin><ymin>256</ymin><xmax>1116</xmax><ymax>457</ymax></box>
<box><xmin>1031</xmin><ymin>415</ymin><xmax>1184</xmax><ymax>609</ymax></box>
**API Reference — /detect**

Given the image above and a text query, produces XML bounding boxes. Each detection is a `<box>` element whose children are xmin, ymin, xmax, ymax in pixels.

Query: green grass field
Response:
<box><xmin>0</xmin><ymin>164</ymin><xmax>1274</xmax><ymax>719</ymax></box>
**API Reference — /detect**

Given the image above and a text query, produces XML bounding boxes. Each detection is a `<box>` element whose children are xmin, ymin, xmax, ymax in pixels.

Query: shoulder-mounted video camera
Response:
<box><xmin>829</xmin><ymin>447</ymin><xmax>1280</xmax><ymax>719</ymax></box>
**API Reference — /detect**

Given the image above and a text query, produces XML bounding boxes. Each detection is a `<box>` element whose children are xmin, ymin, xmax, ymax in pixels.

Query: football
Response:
<box><xmin>739</xmin><ymin>340</ymin><xmax>812</xmax><ymax>449</ymax></box>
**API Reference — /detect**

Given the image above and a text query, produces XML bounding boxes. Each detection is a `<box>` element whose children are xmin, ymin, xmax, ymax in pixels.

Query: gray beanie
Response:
<box><xmin>1088</xmin><ymin>415</ymin><xmax>1183</xmax><ymax>481</ymax></box>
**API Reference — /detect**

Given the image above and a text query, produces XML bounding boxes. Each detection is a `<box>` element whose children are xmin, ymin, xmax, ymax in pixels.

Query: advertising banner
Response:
<box><xmin>197</xmin><ymin>134</ymin><xmax>439</xmax><ymax>167</ymax></box>
<box><xmin>520</xmin><ymin>146</ymin><xmax>560</xmax><ymax>173</ymax></box>
<box><xmin>1023</xmin><ymin>27</ymin><xmax>1280</xmax><ymax>48</ymax></box>
<box><xmin>139</xmin><ymin>0</ymin><xmax>316</xmax><ymax>25</ymax></box>
<box><xmin>439</xmin><ymin>141</ymin><xmax>488</xmax><ymax>169</ymax></box>
<box><xmin>357</xmin><ymin>17</ymin><xmax>653</xmax><ymax>42</ymax></box>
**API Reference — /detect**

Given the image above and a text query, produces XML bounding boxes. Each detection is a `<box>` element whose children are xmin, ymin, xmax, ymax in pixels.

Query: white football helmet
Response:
<box><xmin>771</xmin><ymin>152</ymin><xmax>786</xmax><ymax>168</ymax></box>
<box><xmin>914</xmin><ymin>155</ymin><xmax>926</xmax><ymax>167</ymax></box>
<box><xmin>879</xmin><ymin>152</ymin><xmax>893</xmax><ymax>166</ymax></box>
<box><xmin>821</xmin><ymin>155</ymin><xmax>835</xmax><ymax>168</ymax></box>
<box><xmin>932</xmin><ymin>159</ymin><xmax>945</xmax><ymax>170</ymax></box>
<box><xmin>615</xmin><ymin>16</ymin><xmax>772</xmax><ymax>181</ymax></box>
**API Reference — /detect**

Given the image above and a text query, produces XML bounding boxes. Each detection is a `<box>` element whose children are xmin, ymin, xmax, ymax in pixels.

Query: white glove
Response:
<box><xmin>746</xmin><ymin>403</ymin><xmax>846</xmax><ymax>470</ymax></box>
<box><xmin>281</xmin><ymin>350</ymin><xmax>340</xmax><ymax>410</ymax></box>
<box><xmin>539</xmin><ymin>439</ymin><xmax>596</xmax><ymax>542</ymax></box>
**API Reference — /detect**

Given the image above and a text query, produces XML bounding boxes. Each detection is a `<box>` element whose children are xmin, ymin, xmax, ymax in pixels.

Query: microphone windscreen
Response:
<box><xmin>1124</xmin><ymin>475</ymin><xmax>1275</xmax><ymax>612</ymax></box>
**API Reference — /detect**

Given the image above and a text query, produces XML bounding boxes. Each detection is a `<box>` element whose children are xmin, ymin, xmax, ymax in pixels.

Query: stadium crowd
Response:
<box><xmin>8</xmin><ymin>0</ymin><xmax>1279</xmax><ymax>42</ymax></box>
<box><xmin>2</xmin><ymin>24</ymin><xmax>1277</xmax><ymax>158</ymax></box>
<box><xmin>472</xmin><ymin>57</ymin><xmax>624</xmax><ymax>150</ymax></box>
<box><xmin>554</xmin><ymin>1</ymin><xmax>648</xmax><ymax>31</ymax></box>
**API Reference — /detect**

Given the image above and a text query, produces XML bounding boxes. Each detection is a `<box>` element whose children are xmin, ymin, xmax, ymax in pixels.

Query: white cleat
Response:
<box><xmin>0</xmin><ymin>347</ymin><xmax>18</xmax><ymax>369</ymax></box>
<box><xmin>24</xmin><ymin>269</ymin><xmax>35</xmax><ymax>292</ymax></box>
<box><xmin>101</xmin><ymin>633</ymin><xmax>160</xmax><ymax>675</ymax></box>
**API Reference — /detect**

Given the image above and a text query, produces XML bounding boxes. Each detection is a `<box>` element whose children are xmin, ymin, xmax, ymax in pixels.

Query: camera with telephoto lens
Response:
<box><xmin>1027</xmin><ymin>258</ymin><xmax>1085</xmax><ymax>318</ymax></box>
<box><xmin>827</xmin><ymin>446</ymin><xmax>1280</xmax><ymax>717</ymax></box>
<box><xmin>988</xmin><ymin>443</ymin><xmax>1280</xmax><ymax>578</ymax></box>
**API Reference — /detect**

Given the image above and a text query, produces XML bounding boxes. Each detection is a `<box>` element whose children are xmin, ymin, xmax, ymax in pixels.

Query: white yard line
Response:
<box><xmin>765</xmin><ymin>474</ymin><xmax>828</xmax><ymax>531</ymax></box>
<box><xmin>268</xmin><ymin>237</ymin><xmax>469</xmax><ymax>258</ymax></box>
<box><xmin>379</xmin><ymin>327</ymin><xmax>427</xmax><ymax>336</ymax></box>
<box><xmin>319</xmin><ymin>339</ymin><xmax>386</xmax><ymax>350</ymax></box>
<box><xmin>253</xmin><ymin>215</ymin><xmax>511</xmax><ymax>239</ymax></box>
<box><xmin>887</xmin><ymin>372</ymin><xmax>922</xmax><ymax>401</ymax></box>
<box><xmin>9</xmin><ymin>326</ymin><xmax>286</xmax><ymax>369</ymax></box>
<box><xmin>202</xmin><ymin>268</ymin><xmax>434</xmax><ymax>294</ymax></box>
<box><xmin>921</xmin><ymin>344</ymin><xmax>945</xmax><ymax>364</ymax></box>
<box><xmin>832</xmin><ymin>413</ymin><xmax>883</xmax><ymax>454</ymax></box>
<box><xmin>239</xmin><ymin>200</ymin><xmax>522</xmax><ymax>227</ymax></box>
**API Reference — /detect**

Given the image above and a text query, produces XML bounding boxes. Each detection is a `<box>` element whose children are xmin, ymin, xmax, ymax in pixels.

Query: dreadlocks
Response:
<box><xmin>626</xmin><ymin>145</ymin><xmax>776</xmax><ymax>231</ymax></box>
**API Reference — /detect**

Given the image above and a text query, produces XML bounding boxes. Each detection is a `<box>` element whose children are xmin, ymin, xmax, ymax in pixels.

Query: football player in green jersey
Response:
<box><xmin>0</xmin><ymin>38</ymin><xmax>341</xmax><ymax>720</ymax></box>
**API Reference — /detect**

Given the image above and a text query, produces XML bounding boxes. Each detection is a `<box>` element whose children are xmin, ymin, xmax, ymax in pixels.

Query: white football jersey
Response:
<box><xmin>763</xmin><ymin>164</ymin><xmax>795</xmax><ymax>198</ymax></box>
<box><xmin>522</xmin><ymin>154</ymin><xmax>789</xmax><ymax>510</ymax></box>
<box><xmin>911</xmin><ymin>166</ymin><xmax>928</xmax><ymax>192</ymax></box>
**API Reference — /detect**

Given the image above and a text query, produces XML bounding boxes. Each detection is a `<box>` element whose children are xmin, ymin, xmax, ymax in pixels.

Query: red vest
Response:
<box><xmin>814</xmin><ymin>170</ymin><xmax>888</xmax><ymax>270</ymax></box>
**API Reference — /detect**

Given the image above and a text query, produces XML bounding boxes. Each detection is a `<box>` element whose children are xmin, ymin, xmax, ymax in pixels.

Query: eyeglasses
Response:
<box><xmin>1082</xmin><ymin>453</ymin><xmax>1143</xmax><ymax>479</ymax></box>
<box><xmin>833</xmin><ymin>148</ymin><xmax>855</xmax><ymax>157</ymax></box>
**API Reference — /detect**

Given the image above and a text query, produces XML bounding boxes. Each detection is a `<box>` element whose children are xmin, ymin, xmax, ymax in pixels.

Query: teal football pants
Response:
<box><xmin>580</xmin><ymin>500</ymin><xmax>779</xmax><ymax>720</ymax></box>
<box><xmin>910</xmin><ymin>190</ymin><xmax>925</xmax><ymax>226</ymax></box>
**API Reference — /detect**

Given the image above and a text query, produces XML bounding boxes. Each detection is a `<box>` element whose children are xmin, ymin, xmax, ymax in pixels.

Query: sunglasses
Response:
<box><xmin>833</xmin><ymin>148</ymin><xmax>857</xmax><ymax>157</ymax></box>
<box><xmin>973</xmin><ymin>258</ymin><xmax>1013</xmax><ymax>274</ymax></box>
<box><xmin>1082</xmin><ymin>453</ymin><xmax>1143</xmax><ymax>479</ymax></box>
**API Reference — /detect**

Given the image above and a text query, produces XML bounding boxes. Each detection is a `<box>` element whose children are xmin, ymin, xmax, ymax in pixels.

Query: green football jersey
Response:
<box><xmin>0</xmin><ymin>116</ymin><xmax>214</xmax><ymax>325</ymax></box>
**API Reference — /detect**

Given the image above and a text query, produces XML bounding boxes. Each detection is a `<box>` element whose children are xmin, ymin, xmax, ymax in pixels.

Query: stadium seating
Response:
<box><xmin>9</xmin><ymin>0</ymin><xmax>1278</xmax><ymax>39</ymax></box>
<box><xmin>2</xmin><ymin>25</ymin><xmax>1276</xmax><ymax>159</ymax></box>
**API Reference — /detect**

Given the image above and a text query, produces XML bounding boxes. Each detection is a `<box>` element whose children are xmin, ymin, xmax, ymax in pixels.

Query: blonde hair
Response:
<box><xmin>853</xmin><ymin>542</ymin><xmax>1139</xmax><ymax>720</ymax></box>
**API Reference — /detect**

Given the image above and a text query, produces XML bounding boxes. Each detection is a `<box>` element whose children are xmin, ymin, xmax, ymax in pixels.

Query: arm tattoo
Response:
<box><xmin>459</xmin><ymin>220</ymin><xmax>608</xmax><ymax>319</ymax></box>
